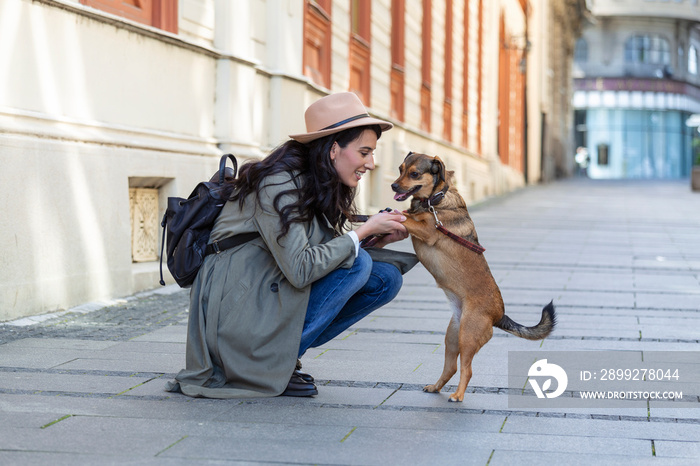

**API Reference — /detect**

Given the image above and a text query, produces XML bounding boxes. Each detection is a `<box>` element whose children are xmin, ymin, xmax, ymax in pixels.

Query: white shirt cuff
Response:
<box><xmin>346</xmin><ymin>231</ymin><xmax>360</xmax><ymax>257</ymax></box>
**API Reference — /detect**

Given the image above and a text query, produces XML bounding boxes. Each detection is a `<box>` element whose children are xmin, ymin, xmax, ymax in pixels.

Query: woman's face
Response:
<box><xmin>330</xmin><ymin>129</ymin><xmax>378</xmax><ymax>188</ymax></box>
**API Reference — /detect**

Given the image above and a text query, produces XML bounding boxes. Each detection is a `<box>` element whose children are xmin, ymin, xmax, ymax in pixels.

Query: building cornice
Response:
<box><xmin>574</xmin><ymin>77</ymin><xmax>700</xmax><ymax>100</ymax></box>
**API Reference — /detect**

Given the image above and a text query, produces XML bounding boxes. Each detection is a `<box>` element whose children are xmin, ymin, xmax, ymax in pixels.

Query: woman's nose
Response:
<box><xmin>365</xmin><ymin>155</ymin><xmax>376</xmax><ymax>170</ymax></box>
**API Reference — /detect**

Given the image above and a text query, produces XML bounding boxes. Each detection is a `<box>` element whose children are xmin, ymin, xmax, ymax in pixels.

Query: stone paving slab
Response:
<box><xmin>2</xmin><ymin>425</ymin><xmax>179</xmax><ymax>458</ymax></box>
<box><xmin>488</xmin><ymin>450</ymin><xmax>682</xmax><ymax>465</ymax></box>
<box><xmin>501</xmin><ymin>415</ymin><xmax>700</xmax><ymax>442</ymax></box>
<box><xmin>51</xmin><ymin>353</ymin><xmax>185</xmax><ymax>374</ymax></box>
<box><xmin>0</xmin><ymin>371</ymin><xmax>152</xmax><ymax>395</ymax></box>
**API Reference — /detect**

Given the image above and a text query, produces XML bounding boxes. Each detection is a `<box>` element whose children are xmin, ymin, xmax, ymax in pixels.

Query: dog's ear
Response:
<box><xmin>403</xmin><ymin>151</ymin><xmax>414</xmax><ymax>161</ymax></box>
<box><xmin>430</xmin><ymin>156</ymin><xmax>446</xmax><ymax>182</ymax></box>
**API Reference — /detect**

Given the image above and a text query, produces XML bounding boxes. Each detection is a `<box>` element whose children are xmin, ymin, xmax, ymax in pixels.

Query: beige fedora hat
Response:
<box><xmin>289</xmin><ymin>92</ymin><xmax>393</xmax><ymax>144</ymax></box>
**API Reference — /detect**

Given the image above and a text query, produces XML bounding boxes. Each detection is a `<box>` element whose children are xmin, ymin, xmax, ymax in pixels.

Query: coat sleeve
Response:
<box><xmin>251</xmin><ymin>173</ymin><xmax>356</xmax><ymax>290</ymax></box>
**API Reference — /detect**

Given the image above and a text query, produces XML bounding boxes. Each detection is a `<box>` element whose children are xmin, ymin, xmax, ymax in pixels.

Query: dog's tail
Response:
<box><xmin>494</xmin><ymin>301</ymin><xmax>556</xmax><ymax>340</ymax></box>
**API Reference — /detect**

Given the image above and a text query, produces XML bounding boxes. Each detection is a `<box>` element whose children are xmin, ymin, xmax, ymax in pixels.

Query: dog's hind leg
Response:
<box><xmin>423</xmin><ymin>314</ymin><xmax>460</xmax><ymax>394</ymax></box>
<box><xmin>448</xmin><ymin>314</ymin><xmax>493</xmax><ymax>402</ymax></box>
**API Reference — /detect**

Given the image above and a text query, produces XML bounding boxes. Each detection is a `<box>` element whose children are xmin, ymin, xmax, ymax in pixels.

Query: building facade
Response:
<box><xmin>0</xmin><ymin>0</ymin><xmax>586</xmax><ymax>321</ymax></box>
<box><xmin>573</xmin><ymin>0</ymin><xmax>700</xmax><ymax>179</ymax></box>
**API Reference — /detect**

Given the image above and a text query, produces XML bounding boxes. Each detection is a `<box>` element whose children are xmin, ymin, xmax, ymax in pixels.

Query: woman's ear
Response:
<box><xmin>330</xmin><ymin>141</ymin><xmax>339</xmax><ymax>161</ymax></box>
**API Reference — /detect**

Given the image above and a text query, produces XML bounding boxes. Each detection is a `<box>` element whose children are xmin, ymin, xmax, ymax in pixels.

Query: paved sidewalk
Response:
<box><xmin>1</xmin><ymin>179</ymin><xmax>699</xmax><ymax>465</ymax></box>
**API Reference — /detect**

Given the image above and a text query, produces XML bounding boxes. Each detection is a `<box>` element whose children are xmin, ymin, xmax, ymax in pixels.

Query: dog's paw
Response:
<box><xmin>423</xmin><ymin>384</ymin><xmax>441</xmax><ymax>393</ymax></box>
<box><xmin>448</xmin><ymin>392</ymin><xmax>464</xmax><ymax>402</ymax></box>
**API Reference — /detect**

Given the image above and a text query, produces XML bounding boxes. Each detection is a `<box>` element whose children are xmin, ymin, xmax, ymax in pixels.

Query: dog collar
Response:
<box><xmin>418</xmin><ymin>188</ymin><xmax>448</xmax><ymax>209</ymax></box>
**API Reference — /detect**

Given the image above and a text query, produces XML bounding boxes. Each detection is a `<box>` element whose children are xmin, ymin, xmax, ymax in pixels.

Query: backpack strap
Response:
<box><xmin>158</xmin><ymin>212</ymin><xmax>168</xmax><ymax>286</ymax></box>
<box><xmin>205</xmin><ymin>232</ymin><xmax>260</xmax><ymax>256</ymax></box>
<box><xmin>218</xmin><ymin>154</ymin><xmax>238</xmax><ymax>185</ymax></box>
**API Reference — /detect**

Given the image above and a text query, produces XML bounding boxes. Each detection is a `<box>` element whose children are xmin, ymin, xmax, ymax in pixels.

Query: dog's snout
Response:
<box><xmin>391</xmin><ymin>183</ymin><xmax>399</xmax><ymax>192</ymax></box>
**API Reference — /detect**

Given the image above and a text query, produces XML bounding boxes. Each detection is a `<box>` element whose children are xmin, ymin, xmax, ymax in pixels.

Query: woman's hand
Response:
<box><xmin>372</xmin><ymin>227</ymin><xmax>409</xmax><ymax>248</ymax></box>
<box><xmin>354</xmin><ymin>210</ymin><xmax>407</xmax><ymax>247</ymax></box>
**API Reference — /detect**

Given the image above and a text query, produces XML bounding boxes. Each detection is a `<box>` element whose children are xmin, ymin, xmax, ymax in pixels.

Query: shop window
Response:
<box><xmin>80</xmin><ymin>0</ymin><xmax>178</xmax><ymax>33</ymax></box>
<box><xmin>304</xmin><ymin>0</ymin><xmax>332</xmax><ymax>89</ymax></box>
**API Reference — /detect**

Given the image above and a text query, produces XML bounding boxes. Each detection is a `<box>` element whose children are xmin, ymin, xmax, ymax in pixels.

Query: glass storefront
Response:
<box><xmin>576</xmin><ymin>108</ymin><xmax>695</xmax><ymax>179</ymax></box>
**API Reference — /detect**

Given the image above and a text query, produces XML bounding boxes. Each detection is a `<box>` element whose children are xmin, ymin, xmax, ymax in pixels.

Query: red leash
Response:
<box><xmin>427</xmin><ymin>203</ymin><xmax>485</xmax><ymax>254</ymax></box>
<box><xmin>436</xmin><ymin>225</ymin><xmax>485</xmax><ymax>254</ymax></box>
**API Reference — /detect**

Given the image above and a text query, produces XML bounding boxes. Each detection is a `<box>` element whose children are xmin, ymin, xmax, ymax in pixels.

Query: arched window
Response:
<box><xmin>689</xmin><ymin>45</ymin><xmax>698</xmax><ymax>75</ymax></box>
<box><xmin>624</xmin><ymin>34</ymin><xmax>670</xmax><ymax>65</ymax></box>
<box><xmin>574</xmin><ymin>38</ymin><xmax>588</xmax><ymax>63</ymax></box>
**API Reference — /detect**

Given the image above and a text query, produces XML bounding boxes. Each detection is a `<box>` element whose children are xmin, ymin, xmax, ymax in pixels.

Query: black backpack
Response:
<box><xmin>158</xmin><ymin>154</ymin><xmax>244</xmax><ymax>288</ymax></box>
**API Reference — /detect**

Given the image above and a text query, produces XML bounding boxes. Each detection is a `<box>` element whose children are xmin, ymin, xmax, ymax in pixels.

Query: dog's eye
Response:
<box><xmin>409</xmin><ymin>172</ymin><xmax>420</xmax><ymax>179</ymax></box>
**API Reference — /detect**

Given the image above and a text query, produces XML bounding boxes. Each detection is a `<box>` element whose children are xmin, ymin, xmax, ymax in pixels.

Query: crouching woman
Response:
<box><xmin>167</xmin><ymin>92</ymin><xmax>417</xmax><ymax>398</ymax></box>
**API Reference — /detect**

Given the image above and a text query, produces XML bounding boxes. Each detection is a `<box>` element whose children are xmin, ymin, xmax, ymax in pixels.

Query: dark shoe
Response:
<box><xmin>295</xmin><ymin>359</ymin><xmax>314</xmax><ymax>383</ymax></box>
<box><xmin>281</xmin><ymin>373</ymin><xmax>318</xmax><ymax>397</ymax></box>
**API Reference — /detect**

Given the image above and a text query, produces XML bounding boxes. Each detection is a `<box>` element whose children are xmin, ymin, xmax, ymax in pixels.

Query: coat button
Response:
<box><xmin>270</xmin><ymin>283</ymin><xmax>279</xmax><ymax>293</ymax></box>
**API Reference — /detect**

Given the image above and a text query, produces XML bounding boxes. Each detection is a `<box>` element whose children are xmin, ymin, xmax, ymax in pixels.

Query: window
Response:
<box><xmin>390</xmin><ymin>0</ymin><xmax>405</xmax><ymax>121</ymax></box>
<box><xmin>80</xmin><ymin>0</ymin><xmax>177</xmax><ymax>33</ymax></box>
<box><xmin>304</xmin><ymin>0</ymin><xmax>332</xmax><ymax>89</ymax></box>
<box><xmin>443</xmin><ymin>0</ymin><xmax>453</xmax><ymax>142</ymax></box>
<box><xmin>421</xmin><ymin>0</ymin><xmax>432</xmax><ymax>132</ymax></box>
<box><xmin>349</xmin><ymin>0</ymin><xmax>371</xmax><ymax>105</ymax></box>
<box><xmin>574</xmin><ymin>38</ymin><xmax>588</xmax><ymax>63</ymax></box>
<box><xmin>597</xmin><ymin>143</ymin><xmax>609</xmax><ymax>166</ymax></box>
<box><xmin>625</xmin><ymin>34</ymin><xmax>670</xmax><ymax>65</ymax></box>
<box><xmin>689</xmin><ymin>45</ymin><xmax>698</xmax><ymax>75</ymax></box>
<box><xmin>476</xmin><ymin>0</ymin><xmax>483</xmax><ymax>153</ymax></box>
<box><xmin>498</xmin><ymin>12</ymin><xmax>508</xmax><ymax>163</ymax></box>
<box><xmin>461</xmin><ymin>0</ymin><xmax>469</xmax><ymax>147</ymax></box>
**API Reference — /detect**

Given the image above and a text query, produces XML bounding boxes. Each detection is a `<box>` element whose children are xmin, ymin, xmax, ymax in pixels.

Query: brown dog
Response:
<box><xmin>391</xmin><ymin>152</ymin><xmax>556</xmax><ymax>402</ymax></box>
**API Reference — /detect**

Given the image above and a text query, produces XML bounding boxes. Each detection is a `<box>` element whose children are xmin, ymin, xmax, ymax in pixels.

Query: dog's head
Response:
<box><xmin>391</xmin><ymin>152</ymin><xmax>448</xmax><ymax>202</ymax></box>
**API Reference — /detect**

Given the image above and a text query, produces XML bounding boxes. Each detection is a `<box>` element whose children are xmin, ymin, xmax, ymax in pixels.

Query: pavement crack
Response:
<box><xmin>113</xmin><ymin>375</ymin><xmax>164</xmax><ymax>397</ymax></box>
<box><xmin>156</xmin><ymin>435</ymin><xmax>188</xmax><ymax>456</ymax></box>
<box><xmin>340</xmin><ymin>426</ymin><xmax>357</xmax><ymax>443</ymax></box>
<box><xmin>498</xmin><ymin>416</ymin><xmax>508</xmax><ymax>433</ymax></box>
<box><xmin>40</xmin><ymin>414</ymin><xmax>73</xmax><ymax>429</ymax></box>
<box><xmin>374</xmin><ymin>385</ymin><xmax>402</xmax><ymax>409</ymax></box>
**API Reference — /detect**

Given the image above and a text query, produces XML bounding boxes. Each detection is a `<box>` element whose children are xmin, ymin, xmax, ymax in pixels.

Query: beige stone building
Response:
<box><xmin>0</xmin><ymin>0</ymin><xmax>586</xmax><ymax>321</ymax></box>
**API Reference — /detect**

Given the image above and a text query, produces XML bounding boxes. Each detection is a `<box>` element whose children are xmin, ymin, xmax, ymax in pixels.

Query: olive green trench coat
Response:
<box><xmin>166</xmin><ymin>171</ymin><xmax>417</xmax><ymax>399</ymax></box>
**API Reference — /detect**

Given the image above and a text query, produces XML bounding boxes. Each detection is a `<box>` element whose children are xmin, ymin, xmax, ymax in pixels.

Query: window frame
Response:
<box><xmin>349</xmin><ymin>0</ymin><xmax>371</xmax><ymax>105</ymax></box>
<box><xmin>80</xmin><ymin>0</ymin><xmax>177</xmax><ymax>33</ymax></box>
<box><xmin>624</xmin><ymin>34</ymin><xmax>671</xmax><ymax>65</ymax></box>
<box><xmin>303</xmin><ymin>0</ymin><xmax>333</xmax><ymax>89</ymax></box>
<box><xmin>421</xmin><ymin>0</ymin><xmax>432</xmax><ymax>132</ymax></box>
<box><xmin>689</xmin><ymin>44</ymin><xmax>698</xmax><ymax>75</ymax></box>
<box><xmin>390</xmin><ymin>0</ymin><xmax>405</xmax><ymax>121</ymax></box>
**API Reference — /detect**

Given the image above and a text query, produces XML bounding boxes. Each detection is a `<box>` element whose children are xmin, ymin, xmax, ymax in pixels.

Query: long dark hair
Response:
<box><xmin>230</xmin><ymin>125</ymin><xmax>382</xmax><ymax>239</ymax></box>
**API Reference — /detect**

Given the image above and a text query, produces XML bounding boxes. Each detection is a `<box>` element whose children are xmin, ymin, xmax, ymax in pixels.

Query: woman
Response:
<box><xmin>167</xmin><ymin>92</ymin><xmax>417</xmax><ymax>398</ymax></box>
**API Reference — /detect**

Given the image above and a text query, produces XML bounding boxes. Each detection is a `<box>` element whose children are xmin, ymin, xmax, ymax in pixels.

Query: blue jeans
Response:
<box><xmin>298</xmin><ymin>249</ymin><xmax>403</xmax><ymax>357</ymax></box>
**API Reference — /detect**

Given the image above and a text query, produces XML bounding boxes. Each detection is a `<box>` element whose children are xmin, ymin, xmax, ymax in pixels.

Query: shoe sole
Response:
<box><xmin>281</xmin><ymin>388</ymin><xmax>318</xmax><ymax>397</ymax></box>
